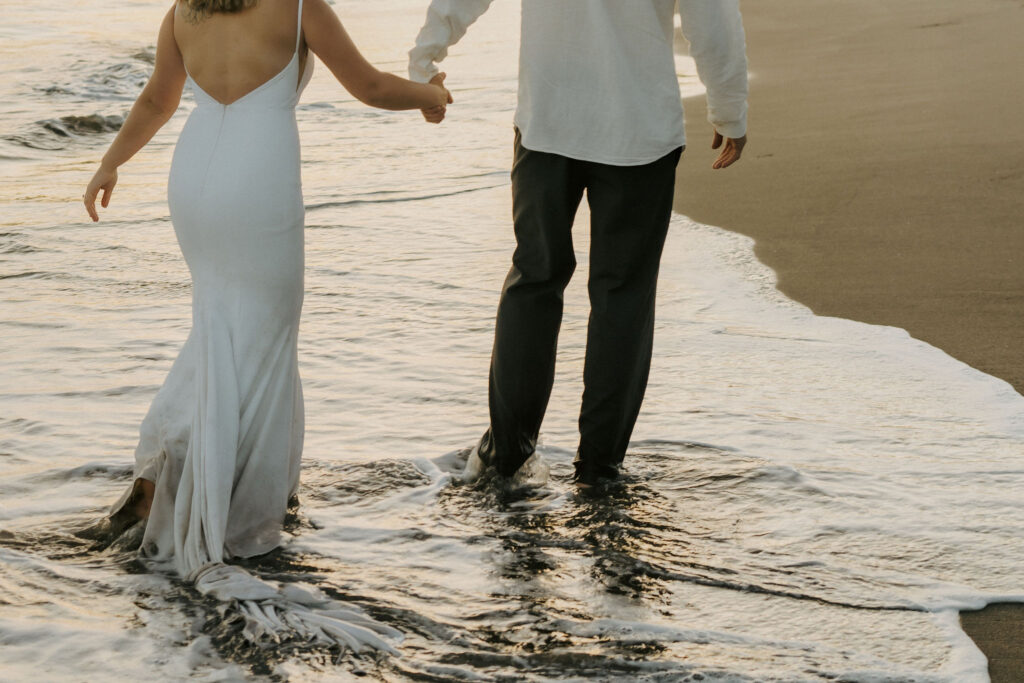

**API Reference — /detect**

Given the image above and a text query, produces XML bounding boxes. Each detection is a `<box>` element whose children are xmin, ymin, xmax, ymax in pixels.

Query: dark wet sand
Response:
<box><xmin>672</xmin><ymin>0</ymin><xmax>1024</xmax><ymax>678</ymax></box>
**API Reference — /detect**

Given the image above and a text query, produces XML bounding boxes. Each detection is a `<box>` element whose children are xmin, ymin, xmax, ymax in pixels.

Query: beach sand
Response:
<box><xmin>672</xmin><ymin>0</ymin><xmax>1024</xmax><ymax>678</ymax></box>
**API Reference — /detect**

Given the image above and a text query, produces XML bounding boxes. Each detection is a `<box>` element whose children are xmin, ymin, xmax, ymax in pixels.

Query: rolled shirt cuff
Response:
<box><xmin>713</xmin><ymin>117</ymin><xmax>747</xmax><ymax>140</ymax></box>
<box><xmin>408</xmin><ymin>56</ymin><xmax>440</xmax><ymax>84</ymax></box>
<box><xmin>407</xmin><ymin>62</ymin><xmax>440</xmax><ymax>83</ymax></box>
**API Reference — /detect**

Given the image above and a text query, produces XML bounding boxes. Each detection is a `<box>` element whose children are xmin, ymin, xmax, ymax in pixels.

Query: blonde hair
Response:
<box><xmin>181</xmin><ymin>0</ymin><xmax>258</xmax><ymax>17</ymax></box>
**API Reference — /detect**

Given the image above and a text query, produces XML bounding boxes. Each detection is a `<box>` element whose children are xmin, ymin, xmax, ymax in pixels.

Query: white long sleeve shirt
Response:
<box><xmin>409</xmin><ymin>0</ymin><xmax>749</xmax><ymax>166</ymax></box>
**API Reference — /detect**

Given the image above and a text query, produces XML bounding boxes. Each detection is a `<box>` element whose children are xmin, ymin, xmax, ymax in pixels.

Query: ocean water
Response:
<box><xmin>2</xmin><ymin>1</ymin><xmax>1023</xmax><ymax>681</ymax></box>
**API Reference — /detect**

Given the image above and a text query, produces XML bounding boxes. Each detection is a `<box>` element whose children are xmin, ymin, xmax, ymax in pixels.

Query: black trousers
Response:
<box><xmin>479</xmin><ymin>131</ymin><xmax>682</xmax><ymax>479</ymax></box>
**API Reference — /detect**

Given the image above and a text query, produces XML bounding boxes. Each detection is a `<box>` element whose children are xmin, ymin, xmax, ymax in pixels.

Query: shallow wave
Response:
<box><xmin>306</xmin><ymin>183</ymin><xmax>507</xmax><ymax>211</ymax></box>
<box><xmin>0</xmin><ymin>270</ymin><xmax>50</xmax><ymax>281</ymax></box>
<box><xmin>0</xmin><ymin>436</ymin><xmax>1011</xmax><ymax>681</ymax></box>
<box><xmin>39</xmin><ymin>51</ymin><xmax>154</xmax><ymax>102</ymax></box>
<box><xmin>38</xmin><ymin>114</ymin><xmax>124</xmax><ymax>137</ymax></box>
<box><xmin>3</xmin><ymin>48</ymin><xmax>150</xmax><ymax>151</ymax></box>
<box><xmin>3</xmin><ymin>114</ymin><xmax>124</xmax><ymax>151</ymax></box>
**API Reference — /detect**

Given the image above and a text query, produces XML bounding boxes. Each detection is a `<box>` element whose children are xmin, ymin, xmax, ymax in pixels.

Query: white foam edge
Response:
<box><xmin>668</xmin><ymin>213</ymin><xmax>1024</xmax><ymax>433</ymax></box>
<box><xmin>672</xmin><ymin>211</ymin><xmax>1024</xmax><ymax>677</ymax></box>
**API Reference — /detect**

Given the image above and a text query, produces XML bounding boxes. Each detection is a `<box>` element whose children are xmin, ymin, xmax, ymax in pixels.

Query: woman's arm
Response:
<box><xmin>303</xmin><ymin>0</ymin><xmax>450</xmax><ymax>112</ymax></box>
<box><xmin>84</xmin><ymin>5</ymin><xmax>186</xmax><ymax>222</ymax></box>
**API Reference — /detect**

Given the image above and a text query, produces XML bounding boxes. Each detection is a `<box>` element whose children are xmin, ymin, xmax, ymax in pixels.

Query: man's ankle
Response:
<box><xmin>572</xmin><ymin>460</ymin><xmax>621</xmax><ymax>486</ymax></box>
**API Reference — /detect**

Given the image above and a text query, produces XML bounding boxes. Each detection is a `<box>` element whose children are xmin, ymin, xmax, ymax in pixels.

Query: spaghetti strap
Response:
<box><xmin>295</xmin><ymin>0</ymin><xmax>304</xmax><ymax>53</ymax></box>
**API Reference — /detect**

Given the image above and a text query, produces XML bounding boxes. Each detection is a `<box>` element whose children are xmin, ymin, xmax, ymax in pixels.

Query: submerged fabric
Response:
<box><xmin>408</xmin><ymin>0</ymin><xmax>749</xmax><ymax>166</ymax></box>
<box><xmin>114</xmin><ymin>1</ymin><xmax>315</xmax><ymax>579</ymax></box>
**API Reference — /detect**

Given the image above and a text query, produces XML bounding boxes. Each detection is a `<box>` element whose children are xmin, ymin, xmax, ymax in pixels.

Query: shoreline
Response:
<box><xmin>675</xmin><ymin>0</ymin><xmax>1024</xmax><ymax>396</ymax></box>
<box><xmin>673</xmin><ymin>0</ymin><xmax>1024</xmax><ymax>679</ymax></box>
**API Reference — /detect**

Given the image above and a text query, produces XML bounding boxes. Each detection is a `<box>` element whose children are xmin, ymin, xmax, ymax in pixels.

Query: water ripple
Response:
<box><xmin>306</xmin><ymin>183</ymin><xmax>507</xmax><ymax>211</ymax></box>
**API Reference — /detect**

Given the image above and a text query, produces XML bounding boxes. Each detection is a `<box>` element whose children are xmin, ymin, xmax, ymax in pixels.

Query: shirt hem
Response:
<box><xmin>516</xmin><ymin>135</ymin><xmax>688</xmax><ymax>167</ymax></box>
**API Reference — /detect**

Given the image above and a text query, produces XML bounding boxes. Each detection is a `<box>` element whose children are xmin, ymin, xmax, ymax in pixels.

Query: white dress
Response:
<box><xmin>106</xmin><ymin>3</ymin><xmax>402</xmax><ymax>649</ymax></box>
<box><xmin>114</xmin><ymin>0</ymin><xmax>314</xmax><ymax>580</ymax></box>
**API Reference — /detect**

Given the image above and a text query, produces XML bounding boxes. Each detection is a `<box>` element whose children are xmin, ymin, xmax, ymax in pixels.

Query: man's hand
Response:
<box><xmin>421</xmin><ymin>72</ymin><xmax>453</xmax><ymax>124</ymax></box>
<box><xmin>711</xmin><ymin>131</ymin><xmax>746</xmax><ymax>169</ymax></box>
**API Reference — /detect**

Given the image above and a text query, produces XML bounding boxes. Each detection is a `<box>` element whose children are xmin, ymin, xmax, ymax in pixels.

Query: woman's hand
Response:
<box><xmin>304</xmin><ymin>0</ymin><xmax>455</xmax><ymax>112</ymax></box>
<box><xmin>422</xmin><ymin>72</ymin><xmax>453</xmax><ymax>124</ymax></box>
<box><xmin>430</xmin><ymin>72</ymin><xmax>453</xmax><ymax>106</ymax></box>
<box><xmin>84</xmin><ymin>164</ymin><xmax>118</xmax><ymax>222</ymax></box>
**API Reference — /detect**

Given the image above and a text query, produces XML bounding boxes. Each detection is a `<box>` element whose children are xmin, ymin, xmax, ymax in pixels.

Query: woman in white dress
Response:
<box><xmin>83</xmin><ymin>0</ymin><xmax>450</xmax><ymax>583</ymax></box>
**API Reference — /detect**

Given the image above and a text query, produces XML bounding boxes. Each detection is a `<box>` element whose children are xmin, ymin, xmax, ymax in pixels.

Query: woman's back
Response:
<box><xmin>173</xmin><ymin>0</ymin><xmax>306</xmax><ymax>106</ymax></box>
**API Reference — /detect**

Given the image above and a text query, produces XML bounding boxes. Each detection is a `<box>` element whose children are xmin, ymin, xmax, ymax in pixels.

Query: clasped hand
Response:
<box><xmin>421</xmin><ymin>72</ymin><xmax>453</xmax><ymax>124</ymax></box>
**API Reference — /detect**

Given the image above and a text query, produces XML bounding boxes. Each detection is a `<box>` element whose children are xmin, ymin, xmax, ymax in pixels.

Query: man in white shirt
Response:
<box><xmin>410</xmin><ymin>0</ymin><xmax>749</xmax><ymax>486</ymax></box>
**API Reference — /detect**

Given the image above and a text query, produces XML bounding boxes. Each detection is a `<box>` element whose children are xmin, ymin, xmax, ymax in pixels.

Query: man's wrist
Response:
<box><xmin>408</xmin><ymin>60</ymin><xmax>439</xmax><ymax>84</ymax></box>
<box><xmin>713</xmin><ymin>119</ymin><xmax>747</xmax><ymax>140</ymax></box>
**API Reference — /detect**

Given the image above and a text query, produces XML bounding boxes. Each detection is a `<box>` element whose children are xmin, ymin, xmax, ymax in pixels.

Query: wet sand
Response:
<box><xmin>672</xmin><ymin>0</ymin><xmax>1024</xmax><ymax>678</ymax></box>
